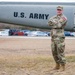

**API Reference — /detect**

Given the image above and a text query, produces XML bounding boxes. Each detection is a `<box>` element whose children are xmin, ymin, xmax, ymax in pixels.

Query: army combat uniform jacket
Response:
<box><xmin>48</xmin><ymin>14</ymin><xmax>67</xmax><ymax>41</ymax></box>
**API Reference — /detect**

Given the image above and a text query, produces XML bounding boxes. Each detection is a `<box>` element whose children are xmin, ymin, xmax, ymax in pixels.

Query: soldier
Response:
<box><xmin>48</xmin><ymin>6</ymin><xmax>67</xmax><ymax>71</ymax></box>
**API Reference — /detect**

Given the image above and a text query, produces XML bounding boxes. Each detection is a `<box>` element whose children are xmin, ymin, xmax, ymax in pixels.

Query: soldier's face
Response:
<box><xmin>57</xmin><ymin>9</ymin><xmax>63</xmax><ymax>15</ymax></box>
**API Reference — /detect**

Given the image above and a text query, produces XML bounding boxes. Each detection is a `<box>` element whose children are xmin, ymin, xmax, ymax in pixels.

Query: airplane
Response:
<box><xmin>0</xmin><ymin>2</ymin><xmax>75</xmax><ymax>31</ymax></box>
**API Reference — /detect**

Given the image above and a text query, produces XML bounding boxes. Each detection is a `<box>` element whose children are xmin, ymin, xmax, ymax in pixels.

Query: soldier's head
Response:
<box><xmin>57</xmin><ymin>6</ymin><xmax>63</xmax><ymax>15</ymax></box>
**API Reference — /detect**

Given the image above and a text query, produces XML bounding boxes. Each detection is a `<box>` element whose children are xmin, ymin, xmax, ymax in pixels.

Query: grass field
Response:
<box><xmin>0</xmin><ymin>55</ymin><xmax>75</xmax><ymax>75</ymax></box>
<box><xmin>0</xmin><ymin>37</ymin><xmax>75</xmax><ymax>75</ymax></box>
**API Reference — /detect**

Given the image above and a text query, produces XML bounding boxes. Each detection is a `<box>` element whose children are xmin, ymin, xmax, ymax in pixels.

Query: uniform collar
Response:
<box><xmin>57</xmin><ymin>14</ymin><xmax>63</xmax><ymax>17</ymax></box>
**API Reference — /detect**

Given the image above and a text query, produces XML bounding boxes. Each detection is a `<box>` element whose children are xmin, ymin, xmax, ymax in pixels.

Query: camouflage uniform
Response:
<box><xmin>48</xmin><ymin>14</ymin><xmax>67</xmax><ymax>65</ymax></box>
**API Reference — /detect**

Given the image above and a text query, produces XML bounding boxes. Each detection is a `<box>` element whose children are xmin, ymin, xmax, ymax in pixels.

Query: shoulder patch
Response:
<box><xmin>62</xmin><ymin>16</ymin><xmax>67</xmax><ymax>21</ymax></box>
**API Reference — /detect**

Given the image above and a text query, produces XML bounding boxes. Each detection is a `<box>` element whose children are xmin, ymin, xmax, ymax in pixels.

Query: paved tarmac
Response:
<box><xmin>0</xmin><ymin>36</ymin><xmax>75</xmax><ymax>39</ymax></box>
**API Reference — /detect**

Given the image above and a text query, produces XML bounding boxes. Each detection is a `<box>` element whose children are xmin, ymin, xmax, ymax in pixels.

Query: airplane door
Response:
<box><xmin>73</xmin><ymin>9</ymin><xmax>75</xmax><ymax>31</ymax></box>
<box><xmin>74</xmin><ymin>13</ymin><xmax>75</xmax><ymax>25</ymax></box>
<box><xmin>73</xmin><ymin>8</ymin><xmax>75</xmax><ymax>25</ymax></box>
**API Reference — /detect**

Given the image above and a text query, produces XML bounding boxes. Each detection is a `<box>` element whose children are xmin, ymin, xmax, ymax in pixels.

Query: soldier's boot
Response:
<box><xmin>60</xmin><ymin>64</ymin><xmax>65</xmax><ymax>71</ymax></box>
<box><xmin>53</xmin><ymin>63</ymin><xmax>60</xmax><ymax>70</ymax></box>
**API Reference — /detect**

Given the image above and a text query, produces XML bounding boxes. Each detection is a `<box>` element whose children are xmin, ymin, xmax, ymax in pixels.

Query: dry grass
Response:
<box><xmin>0</xmin><ymin>37</ymin><xmax>75</xmax><ymax>75</ymax></box>
<box><xmin>0</xmin><ymin>55</ymin><xmax>75</xmax><ymax>75</ymax></box>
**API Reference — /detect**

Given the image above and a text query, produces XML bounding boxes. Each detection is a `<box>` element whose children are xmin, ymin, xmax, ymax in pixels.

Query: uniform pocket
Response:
<box><xmin>58</xmin><ymin>42</ymin><xmax>65</xmax><ymax>53</ymax></box>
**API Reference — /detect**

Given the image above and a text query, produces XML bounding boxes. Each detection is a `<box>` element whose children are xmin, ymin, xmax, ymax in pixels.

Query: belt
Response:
<box><xmin>53</xmin><ymin>28</ymin><xmax>63</xmax><ymax>29</ymax></box>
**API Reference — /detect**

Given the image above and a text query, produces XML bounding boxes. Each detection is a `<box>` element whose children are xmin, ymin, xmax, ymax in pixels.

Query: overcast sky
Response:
<box><xmin>0</xmin><ymin>0</ymin><xmax>75</xmax><ymax>2</ymax></box>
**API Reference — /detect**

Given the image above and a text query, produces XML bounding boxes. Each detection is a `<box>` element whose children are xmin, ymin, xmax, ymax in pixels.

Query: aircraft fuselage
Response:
<box><xmin>0</xmin><ymin>2</ymin><xmax>75</xmax><ymax>31</ymax></box>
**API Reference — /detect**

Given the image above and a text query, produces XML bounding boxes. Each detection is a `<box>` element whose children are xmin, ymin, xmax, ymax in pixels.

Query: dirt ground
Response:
<box><xmin>0</xmin><ymin>37</ymin><xmax>75</xmax><ymax>75</ymax></box>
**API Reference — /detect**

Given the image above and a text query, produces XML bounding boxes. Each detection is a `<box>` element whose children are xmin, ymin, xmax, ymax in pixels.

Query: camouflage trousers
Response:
<box><xmin>51</xmin><ymin>37</ymin><xmax>66</xmax><ymax>65</ymax></box>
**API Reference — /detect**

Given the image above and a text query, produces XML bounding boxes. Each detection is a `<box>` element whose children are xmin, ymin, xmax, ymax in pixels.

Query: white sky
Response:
<box><xmin>0</xmin><ymin>0</ymin><xmax>75</xmax><ymax>2</ymax></box>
